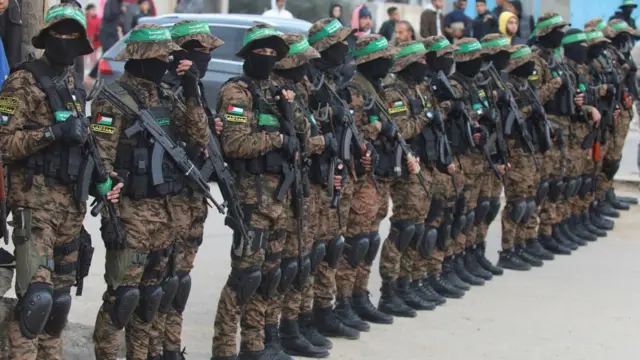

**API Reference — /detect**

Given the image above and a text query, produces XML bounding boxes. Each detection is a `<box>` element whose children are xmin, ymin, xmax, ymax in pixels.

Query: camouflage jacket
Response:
<box><xmin>379</xmin><ymin>75</ymin><xmax>432</xmax><ymax>141</ymax></box>
<box><xmin>530</xmin><ymin>46</ymin><xmax>564</xmax><ymax>105</ymax></box>
<box><xmin>348</xmin><ymin>72</ymin><xmax>383</xmax><ymax>142</ymax></box>
<box><xmin>91</xmin><ymin>73</ymin><xmax>209</xmax><ymax>222</ymax></box>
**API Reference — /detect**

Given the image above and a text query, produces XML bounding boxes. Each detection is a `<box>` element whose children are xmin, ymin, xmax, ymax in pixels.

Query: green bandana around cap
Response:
<box><xmin>427</xmin><ymin>38</ymin><xmax>452</xmax><ymax>52</ymax></box>
<box><xmin>621</xmin><ymin>0</ymin><xmax>637</xmax><ymax>7</ymax></box>
<box><xmin>127</xmin><ymin>27</ymin><xmax>172</xmax><ymax>43</ymax></box>
<box><xmin>455</xmin><ymin>40</ymin><xmax>482</xmax><ymax>54</ymax></box>
<box><xmin>481</xmin><ymin>37</ymin><xmax>509</xmax><ymax>49</ymax></box>
<box><xmin>353</xmin><ymin>37</ymin><xmax>389</xmax><ymax>58</ymax></box>
<box><xmin>595</xmin><ymin>20</ymin><xmax>607</xmax><ymax>30</ymax></box>
<box><xmin>45</xmin><ymin>5</ymin><xmax>87</xmax><ymax>29</ymax></box>
<box><xmin>562</xmin><ymin>32</ymin><xmax>587</xmax><ymax>45</ymax></box>
<box><xmin>288</xmin><ymin>38</ymin><xmax>311</xmax><ymax>55</ymax></box>
<box><xmin>395</xmin><ymin>42</ymin><xmax>426</xmax><ymax>59</ymax></box>
<box><xmin>309</xmin><ymin>19</ymin><xmax>343</xmax><ymax>45</ymax></box>
<box><xmin>242</xmin><ymin>27</ymin><xmax>281</xmax><ymax>46</ymax></box>
<box><xmin>586</xmin><ymin>30</ymin><xmax>605</xmax><ymax>41</ymax></box>
<box><xmin>611</xmin><ymin>21</ymin><xmax>632</xmax><ymax>31</ymax></box>
<box><xmin>171</xmin><ymin>21</ymin><xmax>210</xmax><ymax>39</ymax></box>
<box><xmin>536</xmin><ymin>15</ymin><xmax>565</xmax><ymax>31</ymax></box>
<box><xmin>510</xmin><ymin>46</ymin><xmax>532</xmax><ymax>59</ymax></box>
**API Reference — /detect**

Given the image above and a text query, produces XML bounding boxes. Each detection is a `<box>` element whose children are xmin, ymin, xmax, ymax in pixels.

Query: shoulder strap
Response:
<box><xmin>18</xmin><ymin>59</ymin><xmax>71</xmax><ymax>113</ymax></box>
<box><xmin>110</xmin><ymin>81</ymin><xmax>142</xmax><ymax>112</ymax></box>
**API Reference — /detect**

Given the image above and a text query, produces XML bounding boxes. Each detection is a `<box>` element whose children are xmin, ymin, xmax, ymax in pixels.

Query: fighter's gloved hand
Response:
<box><xmin>380</xmin><ymin>121</ymin><xmax>397</xmax><ymax>139</ymax></box>
<box><xmin>51</xmin><ymin>115</ymin><xmax>89</xmax><ymax>145</ymax></box>
<box><xmin>181</xmin><ymin>66</ymin><xmax>200</xmax><ymax>99</ymax></box>
<box><xmin>282</xmin><ymin>135</ymin><xmax>300</xmax><ymax>158</ymax></box>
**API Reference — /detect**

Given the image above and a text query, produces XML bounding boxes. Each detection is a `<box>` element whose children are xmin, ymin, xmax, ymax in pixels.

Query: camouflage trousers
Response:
<box><xmin>597</xmin><ymin>109</ymin><xmax>633</xmax><ymax>200</ymax></box>
<box><xmin>538</xmin><ymin>148</ymin><xmax>563</xmax><ymax>236</ymax></box>
<box><xmin>501</xmin><ymin>146</ymin><xmax>539</xmax><ymax>250</ymax></box>
<box><xmin>212</xmin><ymin>175</ymin><xmax>289</xmax><ymax>357</ymax></box>
<box><xmin>452</xmin><ymin>153</ymin><xmax>486</xmax><ymax>255</ymax></box>
<box><xmin>336</xmin><ymin>176</ymin><xmax>388</xmax><ymax>299</ymax></box>
<box><xmin>476</xmin><ymin>167</ymin><xmax>503</xmax><ymax>247</ymax></box>
<box><xmin>9</xmin><ymin>206</ymin><xmax>84</xmax><ymax>360</ymax></box>
<box><xmin>555</xmin><ymin>146</ymin><xmax>590</xmax><ymax>223</ymax></box>
<box><xmin>148</xmin><ymin>196</ymin><xmax>208</xmax><ymax>356</ymax></box>
<box><xmin>380</xmin><ymin>168</ymin><xmax>430</xmax><ymax>283</ymax></box>
<box><xmin>93</xmin><ymin>198</ymin><xmax>176</xmax><ymax>360</ymax></box>
<box><xmin>312</xmin><ymin>179</ymin><xmax>354</xmax><ymax>309</ymax></box>
<box><xmin>595</xmin><ymin>138</ymin><xmax>613</xmax><ymax>201</ymax></box>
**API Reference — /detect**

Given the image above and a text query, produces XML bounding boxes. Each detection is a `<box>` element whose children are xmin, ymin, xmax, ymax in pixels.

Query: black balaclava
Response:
<box><xmin>181</xmin><ymin>40</ymin><xmax>211</xmax><ymax>79</ymax></box>
<box><xmin>44</xmin><ymin>21</ymin><xmax>85</xmax><ymax>66</ymax></box>
<box><xmin>488</xmin><ymin>51</ymin><xmax>511</xmax><ymax>71</ymax></box>
<box><xmin>427</xmin><ymin>53</ymin><xmax>454</xmax><ymax>75</ymax></box>
<box><xmin>563</xmin><ymin>29</ymin><xmax>588</xmax><ymax>64</ymax></box>
<box><xmin>125</xmin><ymin>58</ymin><xmax>169</xmax><ymax>84</ymax></box>
<box><xmin>274</xmin><ymin>63</ymin><xmax>309</xmax><ymax>83</ymax></box>
<box><xmin>357</xmin><ymin>57</ymin><xmax>392</xmax><ymax>81</ymax></box>
<box><xmin>321</xmin><ymin>42</ymin><xmax>349</xmax><ymax>68</ymax></box>
<box><xmin>242</xmin><ymin>38</ymin><xmax>280</xmax><ymax>79</ymax></box>
<box><xmin>399</xmin><ymin>61</ymin><xmax>428</xmax><ymax>81</ymax></box>
<box><xmin>588</xmin><ymin>43</ymin><xmax>607</xmax><ymax>59</ymax></box>
<box><xmin>622</xmin><ymin>6</ymin><xmax>634</xmax><ymax>18</ymax></box>
<box><xmin>456</xmin><ymin>58</ymin><xmax>483</xmax><ymax>77</ymax></box>
<box><xmin>539</xmin><ymin>28</ymin><xmax>565</xmax><ymax>49</ymax></box>
<box><xmin>511</xmin><ymin>60</ymin><xmax>536</xmax><ymax>78</ymax></box>
<box><xmin>612</xmin><ymin>34</ymin><xmax>633</xmax><ymax>53</ymax></box>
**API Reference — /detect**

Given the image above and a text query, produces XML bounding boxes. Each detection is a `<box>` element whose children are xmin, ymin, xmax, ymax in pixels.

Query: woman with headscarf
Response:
<box><xmin>499</xmin><ymin>11</ymin><xmax>525</xmax><ymax>44</ymax></box>
<box><xmin>330</xmin><ymin>3</ymin><xmax>344</xmax><ymax>25</ymax></box>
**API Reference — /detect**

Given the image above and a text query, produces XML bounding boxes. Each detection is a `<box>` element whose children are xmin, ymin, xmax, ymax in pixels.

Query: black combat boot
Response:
<box><xmin>497</xmin><ymin>247</ymin><xmax>531</xmax><ymax>271</ymax></box>
<box><xmin>211</xmin><ymin>356</ymin><xmax>238</xmax><ymax>360</ymax></box>
<box><xmin>598</xmin><ymin>198</ymin><xmax>621</xmax><ymax>218</ymax></box>
<box><xmin>334</xmin><ymin>297</ymin><xmax>370</xmax><ymax>332</ymax></box>
<box><xmin>238</xmin><ymin>350</ymin><xmax>269</xmax><ymax>360</ymax></box>
<box><xmin>378</xmin><ymin>281</ymin><xmax>417</xmax><ymax>317</ymax></box>
<box><xmin>570</xmin><ymin>214</ymin><xmax>597</xmax><ymax>242</ymax></box>
<box><xmin>313</xmin><ymin>306</ymin><xmax>360</xmax><ymax>340</ymax></box>
<box><xmin>539</xmin><ymin>234</ymin><xmax>571</xmax><ymax>255</ymax></box>
<box><xmin>149</xmin><ymin>354</ymin><xmax>163</xmax><ymax>360</ymax></box>
<box><xmin>416</xmin><ymin>279</ymin><xmax>446</xmax><ymax>306</ymax></box>
<box><xmin>475</xmin><ymin>242</ymin><xmax>504</xmax><ymax>275</ymax></box>
<box><xmin>428</xmin><ymin>273</ymin><xmax>465</xmax><ymax>298</ymax></box>
<box><xmin>280</xmin><ymin>318</ymin><xmax>330</xmax><ymax>358</ymax></box>
<box><xmin>298</xmin><ymin>312</ymin><xmax>333</xmax><ymax>349</ymax></box>
<box><xmin>164</xmin><ymin>349</ymin><xmax>187</xmax><ymax>360</ymax></box>
<box><xmin>396</xmin><ymin>276</ymin><xmax>436</xmax><ymax>310</ymax></box>
<box><xmin>454</xmin><ymin>255</ymin><xmax>484</xmax><ymax>286</ymax></box>
<box><xmin>552</xmin><ymin>223</ymin><xmax>578</xmax><ymax>250</ymax></box>
<box><xmin>607</xmin><ymin>188</ymin><xmax>630</xmax><ymax>210</ymax></box>
<box><xmin>442</xmin><ymin>256</ymin><xmax>471</xmax><ymax>290</ymax></box>
<box><xmin>264</xmin><ymin>324</ymin><xmax>294</xmax><ymax>360</ymax></box>
<box><xmin>516</xmin><ymin>244</ymin><xmax>543</xmax><ymax>267</ymax></box>
<box><xmin>352</xmin><ymin>291</ymin><xmax>394</xmax><ymax>324</ymax></box>
<box><xmin>615</xmin><ymin>190</ymin><xmax>638</xmax><ymax>204</ymax></box>
<box><xmin>559</xmin><ymin>219</ymin><xmax>587</xmax><ymax>246</ymax></box>
<box><xmin>464</xmin><ymin>246</ymin><xmax>493</xmax><ymax>280</ymax></box>
<box><xmin>581</xmin><ymin>212</ymin><xmax>607</xmax><ymax>237</ymax></box>
<box><xmin>524</xmin><ymin>238</ymin><xmax>555</xmax><ymax>260</ymax></box>
<box><xmin>590</xmin><ymin>201</ymin><xmax>614</xmax><ymax>230</ymax></box>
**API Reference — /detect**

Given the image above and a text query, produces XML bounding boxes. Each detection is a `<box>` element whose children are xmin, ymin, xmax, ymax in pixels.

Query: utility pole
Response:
<box><xmin>22</xmin><ymin>0</ymin><xmax>47</xmax><ymax>58</ymax></box>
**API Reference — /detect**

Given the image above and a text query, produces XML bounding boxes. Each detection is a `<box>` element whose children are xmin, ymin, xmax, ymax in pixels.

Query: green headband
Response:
<box><xmin>171</xmin><ymin>22</ymin><xmax>210</xmax><ymax>39</ymax></box>
<box><xmin>481</xmin><ymin>37</ymin><xmax>510</xmax><ymax>49</ymax></box>
<box><xmin>46</xmin><ymin>6</ymin><xmax>87</xmax><ymax>29</ymax></box>
<box><xmin>510</xmin><ymin>46</ymin><xmax>532</xmax><ymax>60</ymax></box>
<box><xmin>455</xmin><ymin>40</ymin><xmax>482</xmax><ymax>54</ymax></box>
<box><xmin>426</xmin><ymin>38</ymin><xmax>452</xmax><ymax>52</ymax></box>
<box><xmin>622</xmin><ymin>0</ymin><xmax>637</xmax><ymax>6</ymax></box>
<box><xmin>595</xmin><ymin>20</ymin><xmax>607</xmax><ymax>30</ymax></box>
<box><xmin>535</xmin><ymin>15</ymin><xmax>565</xmax><ymax>31</ymax></box>
<box><xmin>242</xmin><ymin>27</ymin><xmax>280</xmax><ymax>46</ymax></box>
<box><xmin>395</xmin><ymin>42</ymin><xmax>426</xmax><ymax>59</ymax></box>
<box><xmin>309</xmin><ymin>19</ymin><xmax>344</xmax><ymax>44</ymax></box>
<box><xmin>288</xmin><ymin>38</ymin><xmax>311</xmax><ymax>55</ymax></box>
<box><xmin>562</xmin><ymin>32</ymin><xmax>587</xmax><ymax>45</ymax></box>
<box><xmin>353</xmin><ymin>37</ymin><xmax>389</xmax><ymax>58</ymax></box>
<box><xmin>127</xmin><ymin>27</ymin><xmax>172</xmax><ymax>43</ymax></box>
<box><xmin>611</xmin><ymin>21</ymin><xmax>632</xmax><ymax>31</ymax></box>
<box><xmin>586</xmin><ymin>30</ymin><xmax>605</xmax><ymax>40</ymax></box>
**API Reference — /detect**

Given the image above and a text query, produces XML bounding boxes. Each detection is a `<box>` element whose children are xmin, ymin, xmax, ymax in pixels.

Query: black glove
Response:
<box><xmin>182</xmin><ymin>65</ymin><xmax>200</xmax><ymax>99</ymax></box>
<box><xmin>51</xmin><ymin>115</ymin><xmax>89</xmax><ymax>145</ymax></box>
<box><xmin>100</xmin><ymin>218</ymin><xmax>126</xmax><ymax>251</ymax></box>
<box><xmin>323</xmin><ymin>133</ymin><xmax>338</xmax><ymax>157</ymax></box>
<box><xmin>282</xmin><ymin>135</ymin><xmax>300</xmax><ymax>158</ymax></box>
<box><xmin>380</xmin><ymin>121</ymin><xmax>397</xmax><ymax>139</ymax></box>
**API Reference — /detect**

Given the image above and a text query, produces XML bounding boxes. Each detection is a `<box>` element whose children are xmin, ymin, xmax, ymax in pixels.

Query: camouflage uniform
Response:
<box><xmin>90</xmin><ymin>25</ymin><xmax>209</xmax><ymax>360</ymax></box>
<box><xmin>0</xmin><ymin>5</ymin><xmax>95</xmax><ymax>360</ymax></box>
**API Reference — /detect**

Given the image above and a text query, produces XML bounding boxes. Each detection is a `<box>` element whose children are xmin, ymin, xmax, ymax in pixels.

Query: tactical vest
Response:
<box><xmin>13</xmin><ymin>59</ymin><xmax>90</xmax><ymax>202</ymax></box>
<box><xmin>537</xmin><ymin>51</ymin><xmax>576</xmax><ymax>116</ymax></box>
<box><xmin>511</xmin><ymin>79</ymin><xmax>542</xmax><ymax>151</ymax></box>
<box><xmin>448</xmin><ymin>74</ymin><xmax>484</xmax><ymax>155</ymax></box>
<box><xmin>109</xmin><ymin>81</ymin><xmax>185</xmax><ymax>199</ymax></box>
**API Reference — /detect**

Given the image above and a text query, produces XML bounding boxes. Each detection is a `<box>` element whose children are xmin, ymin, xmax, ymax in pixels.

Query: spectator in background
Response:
<box><xmin>379</xmin><ymin>6</ymin><xmax>400</xmax><ymax>41</ymax></box>
<box><xmin>420</xmin><ymin>0</ymin><xmax>445</xmax><ymax>38</ymax></box>
<box><xmin>473</xmin><ymin>0</ymin><xmax>498</xmax><ymax>39</ymax></box>
<box><xmin>100</xmin><ymin>0</ymin><xmax>125</xmax><ymax>54</ymax></box>
<box><xmin>175</xmin><ymin>0</ymin><xmax>203</xmax><ymax>13</ymax></box>
<box><xmin>352</xmin><ymin>5</ymin><xmax>373</xmax><ymax>37</ymax></box>
<box><xmin>611</xmin><ymin>0</ymin><xmax>637</xmax><ymax>29</ymax></box>
<box><xmin>263</xmin><ymin>0</ymin><xmax>294</xmax><ymax>18</ymax></box>
<box><xmin>329</xmin><ymin>3</ymin><xmax>344</xmax><ymax>25</ymax></box>
<box><xmin>0</xmin><ymin>0</ymin><xmax>23</xmax><ymax>69</ymax></box>
<box><xmin>492</xmin><ymin>0</ymin><xmax>508</xmax><ymax>18</ymax></box>
<box><xmin>131</xmin><ymin>0</ymin><xmax>151</xmax><ymax>29</ymax></box>
<box><xmin>395</xmin><ymin>20</ymin><xmax>416</xmax><ymax>44</ymax></box>
<box><xmin>444</xmin><ymin>0</ymin><xmax>473</xmax><ymax>40</ymax></box>
<box><xmin>85</xmin><ymin>3</ymin><xmax>101</xmax><ymax>69</ymax></box>
<box><xmin>499</xmin><ymin>11</ymin><xmax>524</xmax><ymax>44</ymax></box>
<box><xmin>0</xmin><ymin>0</ymin><xmax>9</xmax><ymax>87</ymax></box>
<box><xmin>509</xmin><ymin>0</ymin><xmax>534</xmax><ymax>40</ymax></box>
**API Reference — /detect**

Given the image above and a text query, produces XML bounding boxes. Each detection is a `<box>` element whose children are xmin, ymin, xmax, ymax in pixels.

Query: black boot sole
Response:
<box><xmin>617</xmin><ymin>196</ymin><xmax>638</xmax><ymax>204</ymax></box>
<box><xmin>282</xmin><ymin>345</ymin><xmax>330</xmax><ymax>359</ymax></box>
<box><xmin>401</xmin><ymin>298</ymin><xmax>437</xmax><ymax>311</ymax></box>
<box><xmin>525</xmin><ymin>249</ymin><xmax>555</xmax><ymax>261</ymax></box>
<box><xmin>352</xmin><ymin>309</ymin><xmax>394</xmax><ymax>325</ymax></box>
<box><xmin>378</xmin><ymin>305</ymin><xmax>418</xmax><ymax>318</ymax></box>
<box><xmin>497</xmin><ymin>259</ymin><xmax>532</xmax><ymax>271</ymax></box>
<box><xmin>540</xmin><ymin>244</ymin><xmax>572</xmax><ymax>255</ymax></box>
<box><xmin>317</xmin><ymin>328</ymin><xmax>360</xmax><ymax>340</ymax></box>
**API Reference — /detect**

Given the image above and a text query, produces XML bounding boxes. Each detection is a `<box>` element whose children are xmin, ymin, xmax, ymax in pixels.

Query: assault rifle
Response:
<box><xmin>0</xmin><ymin>155</ymin><xmax>7</xmax><ymax>245</ymax></box>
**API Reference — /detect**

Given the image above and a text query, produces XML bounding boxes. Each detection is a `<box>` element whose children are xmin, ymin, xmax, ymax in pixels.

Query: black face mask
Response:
<box><xmin>45</xmin><ymin>36</ymin><xmax>83</xmax><ymax>66</ymax></box>
<box><xmin>401</xmin><ymin>62</ymin><xmax>428</xmax><ymax>81</ymax></box>
<box><xmin>125</xmin><ymin>58</ymin><xmax>169</xmax><ymax>84</ymax></box>
<box><xmin>428</xmin><ymin>55</ymin><xmax>455</xmax><ymax>75</ymax></box>
<box><xmin>274</xmin><ymin>63</ymin><xmax>309</xmax><ymax>83</ymax></box>
<box><xmin>613</xmin><ymin>34</ymin><xmax>633</xmax><ymax>53</ymax></box>
<box><xmin>623</xmin><ymin>7</ymin><xmax>634</xmax><ymax>17</ymax></box>
<box><xmin>539</xmin><ymin>29</ymin><xmax>565</xmax><ymax>49</ymax></box>
<box><xmin>321</xmin><ymin>42</ymin><xmax>349</xmax><ymax>67</ymax></box>
<box><xmin>243</xmin><ymin>53</ymin><xmax>277</xmax><ymax>79</ymax></box>
<box><xmin>564</xmin><ymin>43</ymin><xmax>588</xmax><ymax>63</ymax></box>
<box><xmin>588</xmin><ymin>44</ymin><xmax>606</xmax><ymax>59</ymax></box>
<box><xmin>186</xmin><ymin>49</ymin><xmax>211</xmax><ymax>79</ymax></box>
<box><xmin>511</xmin><ymin>60</ymin><xmax>536</xmax><ymax>78</ymax></box>
<box><xmin>456</xmin><ymin>58</ymin><xmax>483</xmax><ymax>78</ymax></box>
<box><xmin>489</xmin><ymin>51</ymin><xmax>511</xmax><ymax>71</ymax></box>
<box><xmin>357</xmin><ymin>57</ymin><xmax>392</xmax><ymax>81</ymax></box>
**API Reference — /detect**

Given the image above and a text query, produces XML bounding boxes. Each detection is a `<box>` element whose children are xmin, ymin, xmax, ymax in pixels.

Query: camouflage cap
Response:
<box><xmin>505</xmin><ymin>45</ymin><xmax>535</xmax><ymax>73</ymax></box>
<box><xmin>352</xmin><ymin>34</ymin><xmax>397</xmax><ymax>65</ymax></box>
<box><xmin>274</xmin><ymin>34</ymin><xmax>320</xmax><ymax>70</ymax></box>
<box><xmin>453</xmin><ymin>37</ymin><xmax>485</xmax><ymax>62</ymax></box>
<box><xmin>607</xmin><ymin>19</ymin><xmax>639</xmax><ymax>38</ymax></box>
<box><xmin>235</xmin><ymin>24</ymin><xmax>289</xmax><ymax>60</ymax></box>
<box><xmin>620</xmin><ymin>0</ymin><xmax>638</xmax><ymax>8</ymax></box>
<box><xmin>585</xmin><ymin>18</ymin><xmax>617</xmax><ymax>38</ymax></box>
<box><xmin>32</xmin><ymin>4</ymin><xmax>93</xmax><ymax>55</ymax></box>
<box><xmin>115</xmin><ymin>24</ymin><xmax>183</xmax><ymax>61</ymax></box>
<box><xmin>390</xmin><ymin>41</ymin><xmax>427</xmax><ymax>73</ymax></box>
<box><xmin>533</xmin><ymin>12</ymin><xmax>570</xmax><ymax>37</ymax></box>
<box><xmin>171</xmin><ymin>20</ymin><xmax>224</xmax><ymax>50</ymax></box>
<box><xmin>480</xmin><ymin>33</ymin><xmax>517</xmax><ymax>55</ymax></box>
<box><xmin>584</xmin><ymin>29</ymin><xmax>611</xmax><ymax>46</ymax></box>
<box><xmin>308</xmin><ymin>18</ymin><xmax>357</xmax><ymax>52</ymax></box>
<box><xmin>422</xmin><ymin>35</ymin><xmax>459</xmax><ymax>57</ymax></box>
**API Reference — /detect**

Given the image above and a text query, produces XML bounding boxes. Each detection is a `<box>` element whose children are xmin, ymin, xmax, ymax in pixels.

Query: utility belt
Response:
<box><xmin>229</xmin><ymin>150</ymin><xmax>286</xmax><ymax>176</ymax></box>
<box><xmin>373</xmin><ymin>140</ymin><xmax>400</xmax><ymax>178</ymax></box>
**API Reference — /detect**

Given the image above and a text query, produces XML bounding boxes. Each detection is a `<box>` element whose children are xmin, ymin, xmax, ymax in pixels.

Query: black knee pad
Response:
<box><xmin>228</xmin><ymin>267</ymin><xmax>261</xmax><ymax>305</ymax></box>
<box><xmin>549</xmin><ymin>178</ymin><xmax>564</xmax><ymax>202</ymax></box>
<box><xmin>107</xmin><ymin>286</ymin><xmax>140</xmax><ymax>330</ymax></box>
<box><xmin>364</xmin><ymin>232</ymin><xmax>381</xmax><ymax>265</ymax></box>
<box><xmin>390</xmin><ymin>220</ymin><xmax>415</xmax><ymax>253</ymax></box>
<box><xmin>475</xmin><ymin>197</ymin><xmax>491</xmax><ymax>224</ymax></box>
<box><xmin>603</xmin><ymin>159</ymin><xmax>620</xmax><ymax>180</ymax></box>
<box><xmin>454</xmin><ymin>195</ymin><xmax>467</xmax><ymax>217</ymax></box>
<box><xmin>259</xmin><ymin>265</ymin><xmax>282</xmax><ymax>300</ymax></box>
<box><xmin>172</xmin><ymin>271</ymin><xmax>192</xmax><ymax>314</ymax></box>
<box><xmin>344</xmin><ymin>233</ymin><xmax>370</xmax><ymax>268</ymax></box>
<box><xmin>278</xmin><ymin>257</ymin><xmax>299</xmax><ymax>294</ymax></box>
<box><xmin>411</xmin><ymin>223</ymin><xmax>426</xmax><ymax>250</ymax></box>
<box><xmin>563</xmin><ymin>177</ymin><xmax>577</xmax><ymax>199</ymax></box>
<box><xmin>579</xmin><ymin>175</ymin><xmax>593</xmax><ymax>199</ymax></box>
<box><xmin>419</xmin><ymin>225</ymin><xmax>438</xmax><ymax>259</ymax></box>
<box><xmin>437</xmin><ymin>207</ymin><xmax>453</xmax><ymax>251</ymax></box>
<box><xmin>309</xmin><ymin>240</ymin><xmax>326</xmax><ymax>274</ymax></box>
<box><xmin>450</xmin><ymin>213</ymin><xmax>466</xmax><ymax>239</ymax></box>
<box><xmin>536</xmin><ymin>179</ymin><xmax>550</xmax><ymax>205</ymax></box>
<box><xmin>464</xmin><ymin>210</ymin><xmax>475</xmax><ymax>234</ymax></box>
<box><xmin>16</xmin><ymin>282</ymin><xmax>53</xmax><ymax>339</ymax></box>
<box><xmin>295</xmin><ymin>255</ymin><xmax>311</xmax><ymax>290</ymax></box>
<box><xmin>521</xmin><ymin>198</ymin><xmax>537</xmax><ymax>223</ymax></box>
<box><xmin>324</xmin><ymin>236</ymin><xmax>345</xmax><ymax>269</ymax></box>
<box><xmin>572</xmin><ymin>176</ymin><xmax>583</xmax><ymax>198</ymax></box>
<box><xmin>44</xmin><ymin>286</ymin><xmax>71</xmax><ymax>337</ymax></box>
<box><xmin>486</xmin><ymin>197</ymin><xmax>501</xmax><ymax>224</ymax></box>
<box><xmin>425</xmin><ymin>198</ymin><xmax>444</xmax><ymax>225</ymax></box>
<box><xmin>135</xmin><ymin>284</ymin><xmax>163</xmax><ymax>323</ymax></box>
<box><xmin>507</xmin><ymin>200</ymin><xmax>527</xmax><ymax>223</ymax></box>
<box><xmin>158</xmin><ymin>274</ymin><xmax>179</xmax><ymax>314</ymax></box>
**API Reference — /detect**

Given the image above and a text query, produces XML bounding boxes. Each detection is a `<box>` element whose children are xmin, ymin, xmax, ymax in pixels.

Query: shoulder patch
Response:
<box><xmin>91</xmin><ymin>113</ymin><xmax>115</xmax><ymax>134</ymax></box>
<box><xmin>0</xmin><ymin>96</ymin><xmax>19</xmax><ymax>115</ymax></box>
<box><xmin>388</xmin><ymin>100</ymin><xmax>408</xmax><ymax>114</ymax></box>
<box><xmin>225</xmin><ymin>104</ymin><xmax>248</xmax><ymax>123</ymax></box>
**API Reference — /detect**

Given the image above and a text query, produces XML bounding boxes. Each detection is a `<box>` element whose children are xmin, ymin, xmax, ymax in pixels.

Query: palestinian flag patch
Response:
<box><xmin>225</xmin><ymin>104</ymin><xmax>247</xmax><ymax>123</ymax></box>
<box><xmin>388</xmin><ymin>100</ymin><xmax>408</xmax><ymax>114</ymax></box>
<box><xmin>96</xmin><ymin>113</ymin><xmax>113</xmax><ymax>126</ymax></box>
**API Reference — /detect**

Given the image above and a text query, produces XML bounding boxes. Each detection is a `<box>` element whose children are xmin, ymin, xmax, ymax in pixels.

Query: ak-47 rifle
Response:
<box><xmin>0</xmin><ymin>154</ymin><xmax>7</xmax><ymax>245</ymax></box>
